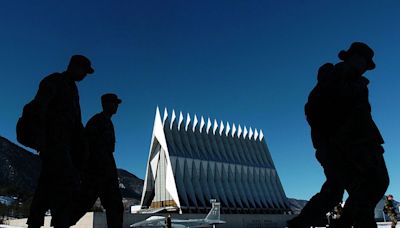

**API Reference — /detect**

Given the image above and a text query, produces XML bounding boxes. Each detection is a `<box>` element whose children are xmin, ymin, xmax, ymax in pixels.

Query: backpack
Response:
<box><xmin>16</xmin><ymin>100</ymin><xmax>42</xmax><ymax>150</ymax></box>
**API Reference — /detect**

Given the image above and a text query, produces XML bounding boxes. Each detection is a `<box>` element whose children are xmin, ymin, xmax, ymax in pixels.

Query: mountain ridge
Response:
<box><xmin>0</xmin><ymin>135</ymin><xmax>143</xmax><ymax>202</ymax></box>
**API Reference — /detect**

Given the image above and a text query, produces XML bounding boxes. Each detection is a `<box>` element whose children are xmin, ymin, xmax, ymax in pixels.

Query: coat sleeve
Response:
<box><xmin>33</xmin><ymin>75</ymin><xmax>59</xmax><ymax>150</ymax></box>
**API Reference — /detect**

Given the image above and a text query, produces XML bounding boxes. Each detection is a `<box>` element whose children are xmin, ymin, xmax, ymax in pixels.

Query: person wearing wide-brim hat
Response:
<box><xmin>338</xmin><ymin>41</ymin><xmax>376</xmax><ymax>71</ymax></box>
<box><xmin>288</xmin><ymin>42</ymin><xmax>389</xmax><ymax>228</ymax></box>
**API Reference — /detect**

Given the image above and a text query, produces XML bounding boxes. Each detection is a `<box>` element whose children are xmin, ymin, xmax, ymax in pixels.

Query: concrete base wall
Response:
<box><xmin>7</xmin><ymin>212</ymin><xmax>294</xmax><ymax>228</ymax></box>
<box><xmin>6</xmin><ymin>213</ymin><xmax>94</xmax><ymax>228</ymax></box>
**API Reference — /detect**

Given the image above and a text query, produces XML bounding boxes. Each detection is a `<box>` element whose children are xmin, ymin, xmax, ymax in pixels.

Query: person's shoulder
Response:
<box><xmin>40</xmin><ymin>72</ymin><xmax>63</xmax><ymax>87</ymax></box>
<box><xmin>318</xmin><ymin>62</ymin><xmax>334</xmax><ymax>72</ymax></box>
<box><xmin>317</xmin><ymin>63</ymin><xmax>334</xmax><ymax>83</ymax></box>
<box><xmin>86</xmin><ymin>112</ymin><xmax>105</xmax><ymax>126</ymax></box>
<box><xmin>42</xmin><ymin>72</ymin><xmax>62</xmax><ymax>82</ymax></box>
<box><xmin>89</xmin><ymin>112</ymin><xmax>104</xmax><ymax>121</ymax></box>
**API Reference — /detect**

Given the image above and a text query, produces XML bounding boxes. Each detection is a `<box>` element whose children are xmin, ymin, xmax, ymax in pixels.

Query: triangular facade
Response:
<box><xmin>140</xmin><ymin>107</ymin><xmax>291</xmax><ymax>214</ymax></box>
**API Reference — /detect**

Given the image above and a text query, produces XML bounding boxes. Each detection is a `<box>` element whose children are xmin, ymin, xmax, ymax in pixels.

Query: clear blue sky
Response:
<box><xmin>1</xmin><ymin>0</ymin><xmax>399</xmax><ymax>201</ymax></box>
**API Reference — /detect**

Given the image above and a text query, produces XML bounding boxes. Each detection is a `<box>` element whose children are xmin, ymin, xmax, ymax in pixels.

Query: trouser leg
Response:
<box><xmin>288</xmin><ymin>149</ymin><xmax>344</xmax><ymax>227</ymax></box>
<box><xmin>389</xmin><ymin>213</ymin><xmax>398</xmax><ymax>228</ymax></box>
<box><xmin>339</xmin><ymin>145</ymin><xmax>389</xmax><ymax>228</ymax></box>
<box><xmin>70</xmin><ymin>178</ymin><xmax>100</xmax><ymax>225</ymax></box>
<box><xmin>100</xmin><ymin>178</ymin><xmax>124</xmax><ymax>228</ymax></box>
<box><xmin>295</xmin><ymin>179</ymin><xmax>344</xmax><ymax>220</ymax></box>
<box><xmin>44</xmin><ymin>146</ymin><xmax>80</xmax><ymax>228</ymax></box>
<box><xmin>27</xmin><ymin>176</ymin><xmax>49</xmax><ymax>227</ymax></box>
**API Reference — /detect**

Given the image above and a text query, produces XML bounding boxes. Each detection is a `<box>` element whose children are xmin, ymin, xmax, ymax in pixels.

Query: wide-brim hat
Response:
<box><xmin>338</xmin><ymin>42</ymin><xmax>375</xmax><ymax>70</ymax></box>
<box><xmin>101</xmin><ymin>93</ymin><xmax>122</xmax><ymax>104</ymax></box>
<box><xmin>69</xmin><ymin>55</ymin><xmax>95</xmax><ymax>74</ymax></box>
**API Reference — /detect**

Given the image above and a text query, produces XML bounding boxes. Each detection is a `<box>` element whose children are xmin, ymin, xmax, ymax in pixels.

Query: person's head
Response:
<box><xmin>338</xmin><ymin>42</ymin><xmax>375</xmax><ymax>75</ymax></box>
<box><xmin>66</xmin><ymin>55</ymin><xmax>94</xmax><ymax>81</ymax></box>
<box><xmin>388</xmin><ymin>194</ymin><xmax>394</xmax><ymax>200</ymax></box>
<box><xmin>101</xmin><ymin>93</ymin><xmax>122</xmax><ymax>116</ymax></box>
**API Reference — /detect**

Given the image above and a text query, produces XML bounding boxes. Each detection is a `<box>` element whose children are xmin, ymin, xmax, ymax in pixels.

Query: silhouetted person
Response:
<box><xmin>27</xmin><ymin>55</ymin><xmax>94</xmax><ymax>228</ymax></box>
<box><xmin>70</xmin><ymin>93</ymin><xmax>123</xmax><ymax>228</ymax></box>
<box><xmin>165</xmin><ymin>214</ymin><xmax>172</xmax><ymax>228</ymax></box>
<box><xmin>288</xmin><ymin>42</ymin><xmax>389</xmax><ymax>228</ymax></box>
<box><xmin>384</xmin><ymin>194</ymin><xmax>397</xmax><ymax>228</ymax></box>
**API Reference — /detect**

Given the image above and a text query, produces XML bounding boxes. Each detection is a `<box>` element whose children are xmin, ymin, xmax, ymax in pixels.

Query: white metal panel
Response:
<box><xmin>242</xmin><ymin>166</ymin><xmax>256</xmax><ymax>208</ymax></box>
<box><xmin>243</xmin><ymin>126</ymin><xmax>248</xmax><ymax>139</ymax></box>
<box><xmin>199</xmin><ymin>161</ymin><xmax>211</xmax><ymax>200</ymax></box>
<box><xmin>219</xmin><ymin>120</ymin><xmax>224</xmax><ymax>136</ymax></box>
<box><xmin>154</xmin><ymin>107</ymin><xmax>181</xmax><ymax>208</ymax></box>
<box><xmin>228</xmin><ymin>164</ymin><xmax>243</xmax><ymax>207</ymax></box>
<box><xmin>265</xmin><ymin>169</ymin><xmax>279</xmax><ymax>207</ymax></box>
<box><xmin>174</xmin><ymin>158</ymin><xmax>189</xmax><ymax>207</ymax></box>
<box><xmin>192</xmin><ymin>159</ymin><xmax>206</xmax><ymax>206</ymax></box>
<box><xmin>213</xmin><ymin>119</ymin><xmax>218</xmax><ymax>135</ymax></box>
<box><xmin>140</xmin><ymin>107</ymin><xmax>162</xmax><ymax>206</ymax></box>
<box><xmin>185</xmin><ymin>113</ymin><xmax>191</xmax><ymax>131</ymax></box>
<box><xmin>259</xmin><ymin>129</ymin><xmax>264</xmax><ymax>141</ymax></box>
<box><xmin>259</xmin><ymin>168</ymin><xmax>274</xmax><ymax>207</ymax></box>
<box><xmin>192</xmin><ymin>115</ymin><xmax>198</xmax><ymax>132</ymax></box>
<box><xmin>200</xmin><ymin>116</ymin><xmax>205</xmax><ymax>133</ymax></box>
<box><xmin>178</xmin><ymin>112</ymin><xmax>184</xmax><ymax>130</ymax></box>
<box><xmin>235</xmin><ymin>165</ymin><xmax>249</xmax><ymax>207</ymax></box>
<box><xmin>249</xmin><ymin>127</ymin><xmax>253</xmax><ymax>140</ymax></box>
<box><xmin>214</xmin><ymin>162</ymin><xmax>229</xmax><ymax>207</ymax></box>
<box><xmin>231</xmin><ymin>123</ymin><xmax>236</xmax><ymax>137</ymax></box>
<box><xmin>222</xmin><ymin>163</ymin><xmax>236</xmax><ymax>208</ymax></box>
<box><xmin>225</xmin><ymin>122</ymin><xmax>231</xmax><ymax>136</ymax></box>
<box><xmin>206</xmin><ymin>118</ymin><xmax>212</xmax><ymax>134</ymax></box>
<box><xmin>163</xmin><ymin>108</ymin><xmax>168</xmax><ymax>125</ymax></box>
<box><xmin>150</xmin><ymin>151</ymin><xmax>160</xmax><ymax>179</ymax></box>
<box><xmin>170</xmin><ymin>110</ymin><xmax>176</xmax><ymax>130</ymax></box>
<box><xmin>207</xmin><ymin>161</ymin><xmax>219</xmax><ymax>201</ymax></box>
<box><xmin>254</xmin><ymin>129</ymin><xmax>259</xmax><ymax>141</ymax></box>
<box><xmin>237</xmin><ymin>125</ymin><xmax>242</xmax><ymax>138</ymax></box>
<box><xmin>183</xmin><ymin>159</ymin><xmax>198</xmax><ymax>207</ymax></box>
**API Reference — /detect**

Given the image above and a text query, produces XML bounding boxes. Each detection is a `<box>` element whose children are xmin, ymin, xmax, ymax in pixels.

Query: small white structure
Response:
<box><xmin>130</xmin><ymin>205</ymin><xmax>142</xmax><ymax>214</ymax></box>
